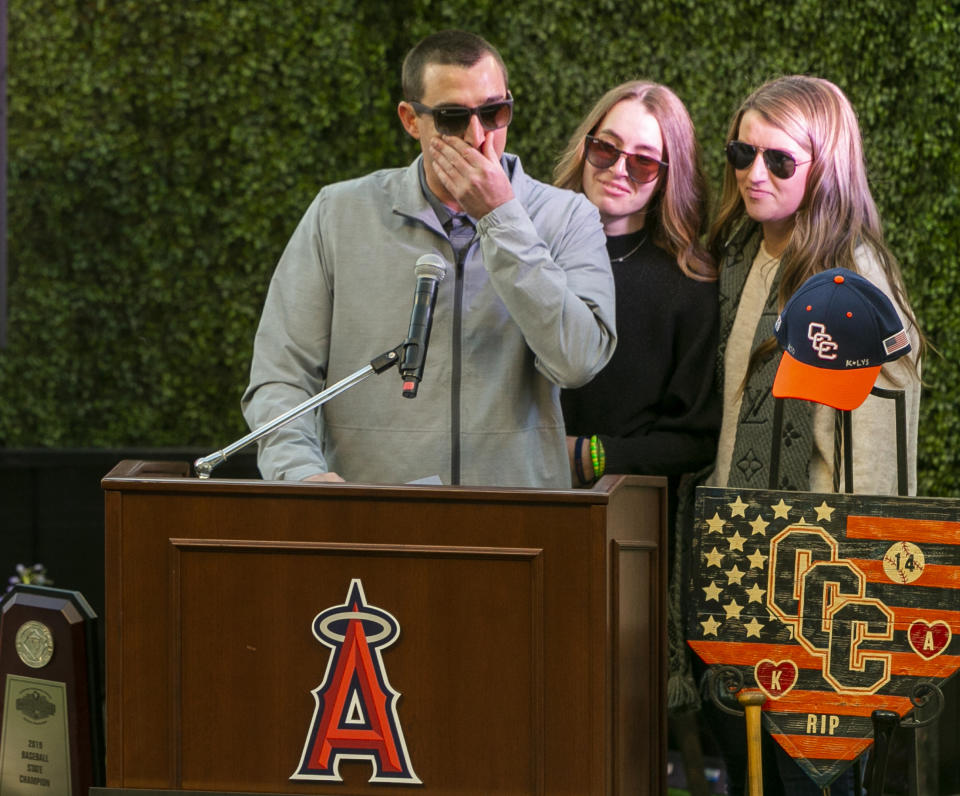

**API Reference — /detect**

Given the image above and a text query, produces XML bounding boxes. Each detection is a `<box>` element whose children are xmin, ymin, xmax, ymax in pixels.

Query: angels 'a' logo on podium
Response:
<box><xmin>291</xmin><ymin>579</ymin><xmax>420</xmax><ymax>785</ymax></box>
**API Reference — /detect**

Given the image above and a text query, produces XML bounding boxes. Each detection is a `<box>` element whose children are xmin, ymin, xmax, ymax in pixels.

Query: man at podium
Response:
<box><xmin>241</xmin><ymin>29</ymin><xmax>615</xmax><ymax>488</ymax></box>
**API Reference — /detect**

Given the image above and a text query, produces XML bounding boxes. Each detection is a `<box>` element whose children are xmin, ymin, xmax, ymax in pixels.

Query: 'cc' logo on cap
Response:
<box><xmin>807</xmin><ymin>322</ymin><xmax>838</xmax><ymax>360</ymax></box>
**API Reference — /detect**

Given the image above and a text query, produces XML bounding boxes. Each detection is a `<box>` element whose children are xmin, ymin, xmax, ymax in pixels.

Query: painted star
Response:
<box><xmin>745</xmin><ymin>582</ymin><xmax>766</xmax><ymax>603</ymax></box>
<box><xmin>700</xmin><ymin>615</ymin><xmax>721</xmax><ymax>636</ymax></box>
<box><xmin>705</xmin><ymin>547</ymin><xmax>724</xmax><ymax>568</ymax></box>
<box><xmin>744</xmin><ymin>617</ymin><xmax>765</xmax><ymax>638</ymax></box>
<box><xmin>723</xmin><ymin>599</ymin><xmax>744</xmax><ymax>620</ymax></box>
<box><xmin>728</xmin><ymin>496</ymin><xmax>749</xmax><ymax>517</ymax></box>
<box><xmin>749</xmin><ymin>515</ymin><xmax>769</xmax><ymax>536</ymax></box>
<box><xmin>771</xmin><ymin>498</ymin><xmax>792</xmax><ymax>519</ymax></box>
<box><xmin>814</xmin><ymin>501</ymin><xmax>835</xmax><ymax>522</ymax></box>
<box><xmin>726</xmin><ymin>565</ymin><xmax>746</xmax><ymax>585</ymax></box>
<box><xmin>706</xmin><ymin>512</ymin><xmax>726</xmax><ymax>534</ymax></box>
<box><xmin>728</xmin><ymin>530</ymin><xmax>747</xmax><ymax>552</ymax></box>
<box><xmin>703</xmin><ymin>580</ymin><xmax>723</xmax><ymax>602</ymax></box>
<box><xmin>747</xmin><ymin>548</ymin><xmax>769</xmax><ymax>570</ymax></box>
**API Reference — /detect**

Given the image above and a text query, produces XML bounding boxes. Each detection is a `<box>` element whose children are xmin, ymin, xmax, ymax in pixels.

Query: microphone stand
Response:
<box><xmin>193</xmin><ymin>344</ymin><xmax>404</xmax><ymax>479</ymax></box>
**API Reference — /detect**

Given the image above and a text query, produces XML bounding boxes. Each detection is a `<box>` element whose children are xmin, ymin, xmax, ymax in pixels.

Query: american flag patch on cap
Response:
<box><xmin>883</xmin><ymin>328</ymin><xmax>910</xmax><ymax>356</ymax></box>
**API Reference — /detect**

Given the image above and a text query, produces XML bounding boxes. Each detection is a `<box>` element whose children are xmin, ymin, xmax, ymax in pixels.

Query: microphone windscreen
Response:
<box><xmin>414</xmin><ymin>254</ymin><xmax>447</xmax><ymax>282</ymax></box>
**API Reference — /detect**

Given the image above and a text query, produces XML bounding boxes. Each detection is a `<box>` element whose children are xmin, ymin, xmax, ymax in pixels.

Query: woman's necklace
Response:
<box><xmin>610</xmin><ymin>232</ymin><xmax>648</xmax><ymax>263</ymax></box>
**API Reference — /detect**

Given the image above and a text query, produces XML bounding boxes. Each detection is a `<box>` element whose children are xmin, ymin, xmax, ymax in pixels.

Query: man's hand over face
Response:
<box><xmin>429</xmin><ymin>133</ymin><xmax>514</xmax><ymax>218</ymax></box>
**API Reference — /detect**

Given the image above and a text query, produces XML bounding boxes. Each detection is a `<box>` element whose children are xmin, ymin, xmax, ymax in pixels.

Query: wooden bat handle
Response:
<box><xmin>738</xmin><ymin>689</ymin><xmax>767</xmax><ymax>796</ymax></box>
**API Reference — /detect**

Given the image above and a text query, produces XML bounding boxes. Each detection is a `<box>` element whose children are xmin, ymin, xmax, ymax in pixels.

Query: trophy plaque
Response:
<box><xmin>0</xmin><ymin>585</ymin><xmax>103</xmax><ymax>795</ymax></box>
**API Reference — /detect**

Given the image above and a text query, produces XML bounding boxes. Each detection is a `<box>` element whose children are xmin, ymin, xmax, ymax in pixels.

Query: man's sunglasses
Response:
<box><xmin>725</xmin><ymin>140</ymin><xmax>811</xmax><ymax>179</ymax></box>
<box><xmin>584</xmin><ymin>135</ymin><xmax>667</xmax><ymax>184</ymax></box>
<box><xmin>408</xmin><ymin>93</ymin><xmax>514</xmax><ymax>137</ymax></box>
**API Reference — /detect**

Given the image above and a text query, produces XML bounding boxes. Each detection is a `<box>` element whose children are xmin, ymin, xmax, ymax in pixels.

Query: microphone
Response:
<box><xmin>400</xmin><ymin>254</ymin><xmax>446</xmax><ymax>398</ymax></box>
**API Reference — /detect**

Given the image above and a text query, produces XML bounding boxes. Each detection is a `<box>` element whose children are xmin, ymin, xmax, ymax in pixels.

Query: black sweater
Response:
<box><xmin>562</xmin><ymin>229</ymin><xmax>720</xmax><ymax>477</ymax></box>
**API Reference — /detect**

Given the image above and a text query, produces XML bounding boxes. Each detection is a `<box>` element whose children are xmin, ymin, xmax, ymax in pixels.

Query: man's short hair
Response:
<box><xmin>401</xmin><ymin>29</ymin><xmax>508</xmax><ymax>102</ymax></box>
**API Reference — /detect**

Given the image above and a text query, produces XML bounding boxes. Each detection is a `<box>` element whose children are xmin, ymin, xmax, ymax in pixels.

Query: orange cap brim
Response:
<box><xmin>772</xmin><ymin>351</ymin><xmax>881</xmax><ymax>411</ymax></box>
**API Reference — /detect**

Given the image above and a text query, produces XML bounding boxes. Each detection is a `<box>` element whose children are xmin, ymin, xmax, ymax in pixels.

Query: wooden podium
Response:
<box><xmin>100</xmin><ymin>461</ymin><xmax>667</xmax><ymax>795</ymax></box>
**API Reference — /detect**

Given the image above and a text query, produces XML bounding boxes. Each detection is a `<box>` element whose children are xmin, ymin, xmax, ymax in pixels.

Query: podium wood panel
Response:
<box><xmin>103</xmin><ymin>462</ymin><xmax>667</xmax><ymax>795</ymax></box>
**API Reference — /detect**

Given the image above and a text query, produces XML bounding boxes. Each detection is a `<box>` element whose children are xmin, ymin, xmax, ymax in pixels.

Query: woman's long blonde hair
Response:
<box><xmin>709</xmin><ymin>75</ymin><xmax>922</xmax><ymax>351</ymax></box>
<box><xmin>554</xmin><ymin>80</ymin><xmax>715</xmax><ymax>281</ymax></box>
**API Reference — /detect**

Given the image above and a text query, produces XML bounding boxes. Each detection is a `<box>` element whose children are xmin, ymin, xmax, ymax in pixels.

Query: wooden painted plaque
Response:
<box><xmin>688</xmin><ymin>486</ymin><xmax>960</xmax><ymax>788</ymax></box>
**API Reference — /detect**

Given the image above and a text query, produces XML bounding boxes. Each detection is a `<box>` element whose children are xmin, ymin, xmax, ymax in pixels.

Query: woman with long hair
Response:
<box><xmin>705</xmin><ymin>74</ymin><xmax>924</xmax><ymax>794</ymax></box>
<box><xmin>557</xmin><ymin>87</ymin><xmax>721</xmax><ymax>793</ymax></box>
<box><xmin>708</xmin><ymin>74</ymin><xmax>922</xmax><ymax>498</ymax></box>
<box><xmin>555</xmin><ymin>80</ymin><xmax>719</xmax><ymax>492</ymax></box>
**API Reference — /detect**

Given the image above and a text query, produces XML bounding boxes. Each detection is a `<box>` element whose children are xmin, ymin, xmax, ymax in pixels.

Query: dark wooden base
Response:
<box><xmin>103</xmin><ymin>462</ymin><xmax>668</xmax><ymax>795</ymax></box>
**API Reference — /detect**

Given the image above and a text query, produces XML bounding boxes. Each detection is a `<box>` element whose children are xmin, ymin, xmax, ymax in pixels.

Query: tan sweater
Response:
<box><xmin>710</xmin><ymin>243</ymin><xmax>921</xmax><ymax>496</ymax></box>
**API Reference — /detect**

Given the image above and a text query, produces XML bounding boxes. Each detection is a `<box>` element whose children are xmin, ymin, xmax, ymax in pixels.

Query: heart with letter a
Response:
<box><xmin>908</xmin><ymin>620</ymin><xmax>951</xmax><ymax>660</ymax></box>
<box><xmin>754</xmin><ymin>659</ymin><xmax>798</xmax><ymax>700</ymax></box>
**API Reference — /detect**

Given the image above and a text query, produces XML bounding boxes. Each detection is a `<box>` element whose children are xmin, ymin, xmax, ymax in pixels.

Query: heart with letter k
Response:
<box><xmin>754</xmin><ymin>659</ymin><xmax>799</xmax><ymax>700</ymax></box>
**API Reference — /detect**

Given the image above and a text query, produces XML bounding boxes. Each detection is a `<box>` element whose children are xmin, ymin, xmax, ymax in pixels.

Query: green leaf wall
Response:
<box><xmin>3</xmin><ymin>0</ymin><xmax>957</xmax><ymax>495</ymax></box>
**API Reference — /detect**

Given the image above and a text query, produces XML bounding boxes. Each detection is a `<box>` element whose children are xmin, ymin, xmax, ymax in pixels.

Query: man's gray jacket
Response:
<box><xmin>241</xmin><ymin>153</ymin><xmax>616</xmax><ymax>488</ymax></box>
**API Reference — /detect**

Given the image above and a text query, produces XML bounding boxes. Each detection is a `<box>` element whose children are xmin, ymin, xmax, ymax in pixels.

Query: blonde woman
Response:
<box><xmin>708</xmin><ymin>74</ymin><xmax>923</xmax><ymax>498</ymax></box>
<box><xmin>705</xmin><ymin>74</ymin><xmax>924</xmax><ymax>795</ymax></box>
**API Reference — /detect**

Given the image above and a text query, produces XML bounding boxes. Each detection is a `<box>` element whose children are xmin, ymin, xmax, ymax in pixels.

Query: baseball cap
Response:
<box><xmin>772</xmin><ymin>267</ymin><xmax>911</xmax><ymax>411</ymax></box>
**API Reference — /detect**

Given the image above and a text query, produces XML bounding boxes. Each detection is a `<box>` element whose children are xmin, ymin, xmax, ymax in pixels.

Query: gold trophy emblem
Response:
<box><xmin>15</xmin><ymin>621</ymin><xmax>55</xmax><ymax>669</ymax></box>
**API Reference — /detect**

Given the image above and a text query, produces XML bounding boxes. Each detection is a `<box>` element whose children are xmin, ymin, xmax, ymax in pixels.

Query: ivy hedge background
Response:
<box><xmin>2</xmin><ymin>0</ymin><xmax>957</xmax><ymax>495</ymax></box>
